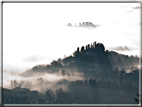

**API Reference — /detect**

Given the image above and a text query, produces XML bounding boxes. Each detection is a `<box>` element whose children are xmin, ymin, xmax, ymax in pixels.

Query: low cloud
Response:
<box><xmin>9</xmin><ymin>77</ymin><xmax>69</xmax><ymax>94</ymax></box>
<box><xmin>112</xmin><ymin>46</ymin><xmax>131</xmax><ymax>51</ymax></box>
<box><xmin>4</xmin><ymin>69</ymin><xmax>85</xmax><ymax>94</ymax></box>
<box><xmin>132</xmin><ymin>6</ymin><xmax>142</xmax><ymax>9</ymax></box>
<box><xmin>3</xmin><ymin>70</ymin><xmax>20</xmax><ymax>76</ymax></box>
<box><xmin>24</xmin><ymin>55</ymin><xmax>46</xmax><ymax>62</ymax></box>
<box><xmin>121</xmin><ymin>5</ymin><xmax>133</xmax><ymax>8</ymax></box>
<box><xmin>120</xmin><ymin>5</ymin><xmax>141</xmax><ymax>9</ymax></box>
<box><xmin>128</xmin><ymin>22</ymin><xmax>141</xmax><ymax>26</ymax></box>
<box><xmin>120</xmin><ymin>5</ymin><xmax>141</xmax><ymax>13</ymax></box>
<box><xmin>67</xmin><ymin>22</ymin><xmax>100</xmax><ymax>28</ymax></box>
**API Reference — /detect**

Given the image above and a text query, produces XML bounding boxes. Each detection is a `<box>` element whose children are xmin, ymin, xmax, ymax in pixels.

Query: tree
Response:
<box><xmin>86</xmin><ymin>45</ymin><xmax>88</xmax><ymax>50</ymax></box>
<box><xmin>51</xmin><ymin>60</ymin><xmax>59</xmax><ymax>66</ymax></box>
<box><xmin>81</xmin><ymin>46</ymin><xmax>85</xmax><ymax>52</ymax></box>
<box><xmin>77</xmin><ymin>47</ymin><xmax>79</xmax><ymax>53</ymax></box>
<box><xmin>91</xmin><ymin>44</ymin><xmax>93</xmax><ymax>48</ymax></box>
<box><xmin>67</xmin><ymin>23</ymin><xmax>72</xmax><ymax>26</ymax></box>
<box><xmin>93</xmin><ymin>41</ymin><xmax>96</xmax><ymax>48</ymax></box>
<box><xmin>88</xmin><ymin>44</ymin><xmax>90</xmax><ymax>49</ymax></box>
<box><xmin>57</xmin><ymin>58</ymin><xmax>62</xmax><ymax>63</ymax></box>
<box><xmin>73</xmin><ymin>51</ymin><xmax>77</xmax><ymax>57</ymax></box>
<box><xmin>57</xmin><ymin>58</ymin><xmax>62</xmax><ymax>66</ymax></box>
<box><xmin>45</xmin><ymin>90</ymin><xmax>55</xmax><ymax>103</ymax></box>
<box><xmin>134</xmin><ymin>94</ymin><xmax>142</xmax><ymax>104</ymax></box>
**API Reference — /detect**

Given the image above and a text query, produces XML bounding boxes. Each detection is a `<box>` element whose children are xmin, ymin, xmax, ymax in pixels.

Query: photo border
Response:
<box><xmin>1</xmin><ymin>0</ymin><xmax>141</xmax><ymax>107</ymax></box>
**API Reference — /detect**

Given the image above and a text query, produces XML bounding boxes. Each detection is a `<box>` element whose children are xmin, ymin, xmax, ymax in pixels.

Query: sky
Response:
<box><xmin>3</xmin><ymin>3</ymin><xmax>141</xmax><ymax>73</ymax></box>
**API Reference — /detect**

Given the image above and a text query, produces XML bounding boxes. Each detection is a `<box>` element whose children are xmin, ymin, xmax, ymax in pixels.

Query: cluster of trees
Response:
<box><xmin>134</xmin><ymin>94</ymin><xmax>142</xmax><ymax>104</ymax></box>
<box><xmin>73</xmin><ymin>42</ymin><xmax>105</xmax><ymax>57</ymax></box>
<box><xmin>3</xmin><ymin>76</ymin><xmax>139</xmax><ymax>104</ymax></box>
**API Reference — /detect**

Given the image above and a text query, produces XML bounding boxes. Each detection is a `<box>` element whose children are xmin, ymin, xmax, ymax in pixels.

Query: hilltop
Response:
<box><xmin>21</xmin><ymin>41</ymin><xmax>139</xmax><ymax>81</ymax></box>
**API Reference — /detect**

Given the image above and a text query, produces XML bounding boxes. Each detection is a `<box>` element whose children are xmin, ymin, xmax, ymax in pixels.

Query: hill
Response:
<box><xmin>21</xmin><ymin>41</ymin><xmax>139</xmax><ymax>81</ymax></box>
<box><xmin>3</xmin><ymin>41</ymin><xmax>140</xmax><ymax>104</ymax></box>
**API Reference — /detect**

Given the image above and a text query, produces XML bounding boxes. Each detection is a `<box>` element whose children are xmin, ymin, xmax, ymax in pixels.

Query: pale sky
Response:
<box><xmin>3</xmin><ymin>3</ymin><xmax>140</xmax><ymax>72</ymax></box>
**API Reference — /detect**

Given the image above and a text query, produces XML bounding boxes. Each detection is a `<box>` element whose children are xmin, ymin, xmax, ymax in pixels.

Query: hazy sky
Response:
<box><xmin>3</xmin><ymin>3</ymin><xmax>140</xmax><ymax>72</ymax></box>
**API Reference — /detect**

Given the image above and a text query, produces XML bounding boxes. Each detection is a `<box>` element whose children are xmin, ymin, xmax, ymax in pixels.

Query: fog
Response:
<box><xmin>3</xmin><ymin>66</ymin><xmax>139</xmax><ymax>104</ymax></box>
<box><xmin>3</xmin><ymin>68</ymin><xmax>85</xmax><ymax>94</ymax></box>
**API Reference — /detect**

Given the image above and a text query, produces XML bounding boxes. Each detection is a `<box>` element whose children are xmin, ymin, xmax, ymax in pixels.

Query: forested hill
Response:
<box><xmin>3</xmin><ymin>42</ymin><xmax>140</xmax><ymax>104</ymax></box>
<box><xmin>21</xmin><ymin>41</ymin><xmax>139</xmax><ymax>78</ymax></box>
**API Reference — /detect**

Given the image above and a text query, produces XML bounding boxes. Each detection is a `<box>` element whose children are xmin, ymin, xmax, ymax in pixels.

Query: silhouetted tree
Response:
<box><xmin>133</xmin><ymin>93</ymin><xmax>142</xmax><ymax>104</ymax></box>
<box><xmin>95</xmin><ymin>43</ymin><xmax>105</xmax><ymax>52</ymax></box>
<box><xmin>77</xmin><ymin>47</ymin><xmax>79</xmax><ymax>53</ymax></box>
<box><xmin>73</xmin><ymin>51</ymin><xmax>77</xmax><ymax>57</ymax></box>
<box><xmin>83</xmin><ymin>22</ymin><xmax>85</xmax><ymax>25</ymax></box>
<box><xmin>86</xmin><ymin>45</ymin><xmax>88</xmax><ymax>50</ymax></box>
<box><xmin>57</xmin><ymin>58</ymin><xmax>62</xmax><ymax>63</ymax></box>
<box><xmin>67</xmin><ymin>23</ymin><xmax>72</xmax><ymax>26</ymax></box>
<box><xmin>88</xmin><ymin>44</ymin><xmax>90</xmax><ymax>49</ymax></box>
<box><xmin>51</xmin><ymin>60</ymin><xmax>59</xmax><ymax>66</ymax></box>
<box><xmin>94</xmin><ymin>41</ymin><xmax>96</xmax><ymax>47</ymax></box>
<box><xmin>81</xmin><ymin>46</ymin><xmax>85</xmax><ymax>52</ymax></box>
<box><xmin>91</xmin><ymin>44</ymin><xmax>93</xmax><ymax>48</ymax></box>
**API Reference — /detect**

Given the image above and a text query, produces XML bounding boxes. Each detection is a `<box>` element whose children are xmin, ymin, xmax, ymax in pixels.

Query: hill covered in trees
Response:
<box><xmin>3</xmin><ymin>41</ymin><xmax>140</xmax><ymax>104</ymax></box>
<box><xmin>21</xmin><ymin>41</ymin><xmax>139</xmax><ymax>81</ymax></box>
